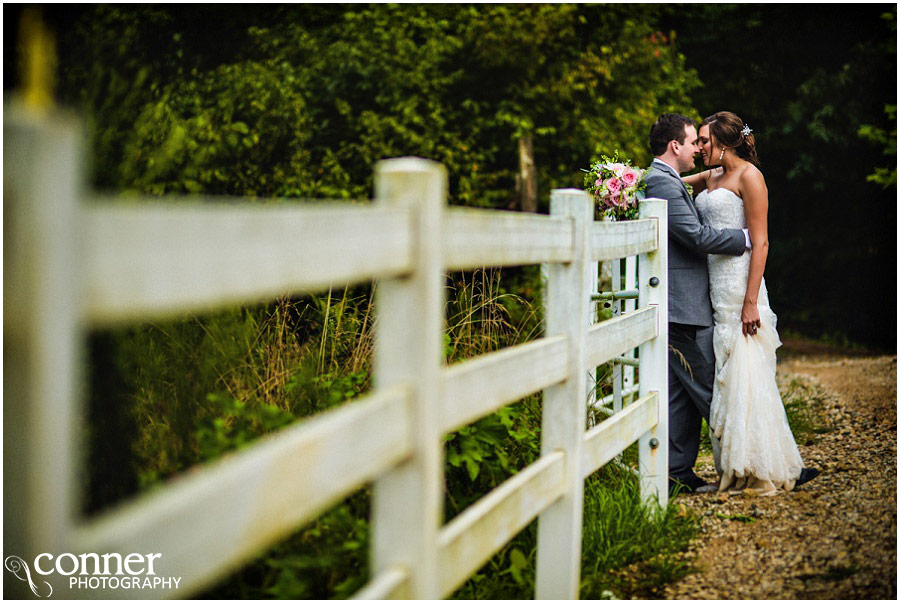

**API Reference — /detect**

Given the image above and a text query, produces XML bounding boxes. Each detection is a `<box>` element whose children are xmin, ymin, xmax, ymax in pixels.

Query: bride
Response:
<box><xmin>683</xmin><ymin>111</ymin><xmax>819</xmax><ymax>496</ymax></box>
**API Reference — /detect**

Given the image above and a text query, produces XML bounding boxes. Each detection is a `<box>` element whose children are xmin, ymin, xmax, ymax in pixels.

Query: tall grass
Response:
<box><xmin>445</xmin><ymin>267</ymin><xmax>543</xmax><ymax>362</ymax></box>
<box><xmin>85</xmin><ymin>287</ymin><xmax>375</xmax><ymax>509</ymax></box>
<box><xmin>579</xmin><ymin>463</ymin><xmax>698</xmax><ymax>599</ymax></box>
<box><xmin>447</xmin><ymin>461</ymin><xmax>698</xmax><ymax>600</ymax></box>
<box><xmin>778</xmin><ymin>374</ymin><xmax>832</xmax><ymax>443</ymax></box>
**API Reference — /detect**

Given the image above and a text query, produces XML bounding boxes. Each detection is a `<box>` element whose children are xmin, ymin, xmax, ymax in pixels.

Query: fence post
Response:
<box><xmin>623</xmin><ymin>256</ymin><xmax>637</xmax><ymax>394</ymax></box>
<box><xmin>370</xmin><ymin>158</ymin><xmax>446</xmax><ymax>599</ymax></box>
<box><xmin>535</xmin><ymin>189</ymin><xmax>592</xmax><ymax>599</ymax></box>
<box><xmin>4</xmin><ymin>106</ymin><xmax>84</xmax><ymax>595</ymax></box>
<box><xmin>637</xmin><ymin>198</ymin><xmax>669</xmax><ymax>508</ymax></box>
<box><xmin>587</xmin><ymin>258</ymin><xmax>598</xmax><ymax>427</ymax></box>
<box><xmin>611</xmin><ymin>259</ymin><xmax>624</xmax><ymax>414</ymax></box>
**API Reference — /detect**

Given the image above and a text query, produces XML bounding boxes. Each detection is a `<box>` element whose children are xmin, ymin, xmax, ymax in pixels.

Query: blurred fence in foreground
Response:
<box><xmin>4</xmin><ymin>104</ymin><xmax>668</xmax><ymax>599</ymax></box>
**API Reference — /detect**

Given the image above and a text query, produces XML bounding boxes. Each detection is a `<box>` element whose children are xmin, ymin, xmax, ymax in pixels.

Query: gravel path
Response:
<box><xmin>655</xmin><ymin>346</ymin><xmax>897</xmax><ymax>599</ymax></box>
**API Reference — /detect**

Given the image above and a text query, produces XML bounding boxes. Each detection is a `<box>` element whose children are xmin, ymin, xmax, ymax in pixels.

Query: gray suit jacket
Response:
<box><xmin>645</xmin><ymin>159</ymin><xmax>746</xmax><ymax>327</ymax></box>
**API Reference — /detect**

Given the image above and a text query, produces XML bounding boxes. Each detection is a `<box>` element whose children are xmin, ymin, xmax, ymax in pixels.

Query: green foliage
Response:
<box><xmin>445</xmin><ymin>268</ymin><xmax>542</xmax><ymax>363</ymax></box>
<box><xmin>261</xmin><ymin>500</ymin><xmax>370</xmax><ymax>599</ymax></box>
<box><xmin>195</xmin><ymin>393</ymin><xmax>295</xmax><ymax>462</ymax></box>
<box><xmin>858</xmin><ymin>104</ymin><xmax>897</xmax><ymax>189</ymax></box>
<box><xmin>59</xmin><ymin>5</ymin><xmax>699</xmax><ymax>207</ymax></box>
<box><xmin>444</xmin><ymin>399</ymin><xmax>542</xmax><ymax>515</ymax></box>
<box><xmin>779</xmin><ymin>376</ymin><xmax>831</xmax><ymax>444</ymax></box>
<box><xmin>119</xmin><ymin>59</ymin><xmax>314</xmax><ymax>197</ymax></box>
<box><xmin>93</xmin><ymin>289</ymin><xmax>373</xmax><ymax>493</ymax></box>
<box><xmin>441</xmin><ymin>268</ymin><xmax>545</xmax><ymax>517</ymax></box>
<box><xmin>209</xmin><ymin>491</ymin><xmax>371</xmax><ymax>600</ymax></box>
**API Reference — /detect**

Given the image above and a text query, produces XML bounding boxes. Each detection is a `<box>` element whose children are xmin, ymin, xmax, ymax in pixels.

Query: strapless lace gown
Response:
<box><xmin>696</xmin><ymin>188</ymin><xmax>804</xmax><ymax>496</ymax></box>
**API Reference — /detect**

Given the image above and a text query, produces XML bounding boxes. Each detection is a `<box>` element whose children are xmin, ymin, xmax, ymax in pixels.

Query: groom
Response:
<box><xmin>645</xmin><ymin>114</ymin><xmax>748</xmax><ymax>495</ymax></box>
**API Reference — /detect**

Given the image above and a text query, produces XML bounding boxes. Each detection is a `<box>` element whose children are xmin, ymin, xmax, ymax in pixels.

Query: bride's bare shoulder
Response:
<box><xmin>739</xmin><ymin>164</ymin><xmax>766</xmax><ymax>186</ymax></box>
<box><xmin>739</xmin><ymin>164</ymin><xmax>768</xmax><ymax>197</ymax></box>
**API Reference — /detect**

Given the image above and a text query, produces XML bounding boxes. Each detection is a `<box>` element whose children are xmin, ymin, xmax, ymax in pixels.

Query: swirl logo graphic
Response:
<box><xmin>5</xmin><ymin>555</ymin><xmax>53</xmax><ymax>597</ymax></box>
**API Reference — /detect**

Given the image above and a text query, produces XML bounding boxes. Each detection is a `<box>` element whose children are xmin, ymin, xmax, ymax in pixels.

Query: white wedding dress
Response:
<box><xmin>696</xmin><ymin>188</ymin><xmax>804</xmax><ymax>496</ymax></box>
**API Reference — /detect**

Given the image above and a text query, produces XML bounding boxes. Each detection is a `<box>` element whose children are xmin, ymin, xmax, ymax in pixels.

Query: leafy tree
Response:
<box><xmin>859</xmin><ymin>102</ymin><xmax>896</xmax><ymax>189</ymax></box>
<box><xmin>57</xmin><ymin>4</ymin><xmax>699</xmax><ymax>209</ymax></box>
<box><xmin>451</xmin><ymin>4</ymin><xmax>700</xmax><ymax>209</ymax></box>
<box><xmin>118</xmin><ymin>57</ymin><xmax>315</xmax><ymax>197</ymax></box>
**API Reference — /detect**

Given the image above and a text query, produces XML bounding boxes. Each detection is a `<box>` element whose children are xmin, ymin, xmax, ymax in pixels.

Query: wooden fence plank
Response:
<box><xmin>623</xmin><ymin>255</ymin><xmax>638</xmax><ymax>392</ymax></box>
<box><xmin>535</xmin><ymin>189</ymin><xmax>592</xmax><ymax>599</ymax></box>
<box><xmin>637</xmin><ymin>198</ymin><xmax>669</xmax><ymax>507</ymax></box>
<box><xmin>439</xmin><ymin>335</ymin><xmax>569</xmax><ymax>433</ymax></box>
<box><xmin>70</xmin><ymin>387</ymin><xmax>411</xmax><ymax>598</ymax></box>
<box><xmin>437</xmin><ymin>452</ymin><xmax>566</xmax><ymax>597</ymax></box>
<box><xmin>589</xmin><ymin>218</ymin><xmax>657</xmax><ymax>261</ymax></box>
<box><xmin>585</xmin><ymin>306</ymin><xmax>658</xmax><ymax>369</ymax></box>
<box><xmin>444</xmin><ymin>208</ymin><xmax>573</xmax><ymax>270</ymax></box>
<box><xmin>82</xmin><ymin>202</ymin><xmax>413</xmax><ymax>325</ymax></box>
<box><xmin>370</xmin><ymin>158</ymin><xmax>446</xmax><ymax>599</ymax></box>
<box><xmin>581</xmin><ymin>392</ymin><xmax>658</xmax><ymax>479</ymax></box>
<box><xmin>351</xmin><ymin>567</ymin><xmax>410</xmax><ymax>600</ymax></box>
<box><xmin>4</xmin><ymin>108</ymin><xmax>84</xmax><ymax>592</ymax></box>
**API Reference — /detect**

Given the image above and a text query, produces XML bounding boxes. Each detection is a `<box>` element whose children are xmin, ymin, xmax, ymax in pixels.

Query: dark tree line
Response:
<box><xmin>662</xmin><ymin>4</ymin><xmax>896</xmax><ymax>349</ymax></box>
<box><xmin>5</xmin><ymin>4</ymin><xmax>895</xmax><ymax>350</ymax></box>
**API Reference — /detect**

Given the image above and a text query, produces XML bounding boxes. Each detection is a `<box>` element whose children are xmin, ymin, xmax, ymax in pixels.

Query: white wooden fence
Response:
<box><xmin>4</xmin><ymin>105</ymin><xmax>668</xmax><ymax>599</ymax></box>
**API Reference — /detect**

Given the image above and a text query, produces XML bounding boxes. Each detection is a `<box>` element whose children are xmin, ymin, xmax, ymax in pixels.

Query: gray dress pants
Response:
<box><xmin>668</xmin><ymin>322</ymin><xmax>717</xmax><ymax>480</ymax></box>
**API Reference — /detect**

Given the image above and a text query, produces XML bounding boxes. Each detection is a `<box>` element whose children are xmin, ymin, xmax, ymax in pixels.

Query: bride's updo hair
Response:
<box><xmin>700</xmin><ymin>111</ymin><xmax>761</xmax><ymax>167</ymax></box>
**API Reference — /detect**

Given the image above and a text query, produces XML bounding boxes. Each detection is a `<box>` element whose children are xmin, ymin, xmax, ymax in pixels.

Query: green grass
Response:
<box><xmin>447</xmin><ymin>462</ymin><xmax>700</xmax><ymax>600</ymax></box>
<box><xmin>579</xmin><ymin>464</ymin><xmax>699</xmax><ymax>599</ymax></box>
<box><xmin>779</xmin><ymin>375</ymin><xmax>831</xmax><ymax>444</ymax></box>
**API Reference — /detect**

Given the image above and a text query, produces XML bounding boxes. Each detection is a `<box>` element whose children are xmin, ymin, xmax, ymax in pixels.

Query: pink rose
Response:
<box><xmin>595</xmin><ymin>178</ymin><xmax>602</xmax><ymax>187</ymax></box>
<box><xmin>621</xmin><ymin>168</ymin><xmax>637</xmax><ymax>187</ymax></box>
<box><xmin>606</xmin><ymin>178</ymin><xmax>622</xmax><ymax>194</ymax></box>
<box><xmin>612</xmin><ymin>163</ymin><xmax>626</xmax><ymax>177</ymax></box>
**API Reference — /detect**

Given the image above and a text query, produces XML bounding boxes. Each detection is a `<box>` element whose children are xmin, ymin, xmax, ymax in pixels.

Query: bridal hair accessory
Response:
<box><xmin>741</xmin><ymin>124</ymin><xmax>753</xmax><ymax>137</ymax></box>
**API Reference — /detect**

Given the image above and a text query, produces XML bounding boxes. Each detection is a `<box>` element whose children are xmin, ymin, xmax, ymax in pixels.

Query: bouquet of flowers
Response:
<box><xmin>582</xmin><ymin>151</ymin><xmax>650</xmax><ymax>221</ymax></box>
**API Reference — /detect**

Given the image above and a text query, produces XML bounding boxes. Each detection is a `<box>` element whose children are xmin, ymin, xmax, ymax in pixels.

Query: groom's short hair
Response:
<box><xmin>649</xmin><ymin>114</ymin><xmax>695</xmax><ymax>156</ymax></box>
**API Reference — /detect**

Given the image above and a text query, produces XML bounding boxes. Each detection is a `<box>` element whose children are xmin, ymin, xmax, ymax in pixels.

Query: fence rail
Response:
<box><xmin>5</xmin><ymin>105</ymin><xmax>668</xmax><ymax>599</ymax></box>
<box><xmin>81</xmin><ymin>202</ymin><xmax>415</xmax><ymax>324</ymax></box>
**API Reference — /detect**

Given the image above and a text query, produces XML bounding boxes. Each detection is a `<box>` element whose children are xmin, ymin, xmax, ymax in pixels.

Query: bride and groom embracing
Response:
<box><xmin>645</xmin><ymin>112</ymin><xmax>820</xmax><ymax>497</ymax></box>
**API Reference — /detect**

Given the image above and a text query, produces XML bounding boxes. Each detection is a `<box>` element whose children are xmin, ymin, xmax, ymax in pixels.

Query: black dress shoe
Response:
<box><xmin>795</xmin><ymin>467</ymin><xmax>820</xmax><ymax>487</ymax></box>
